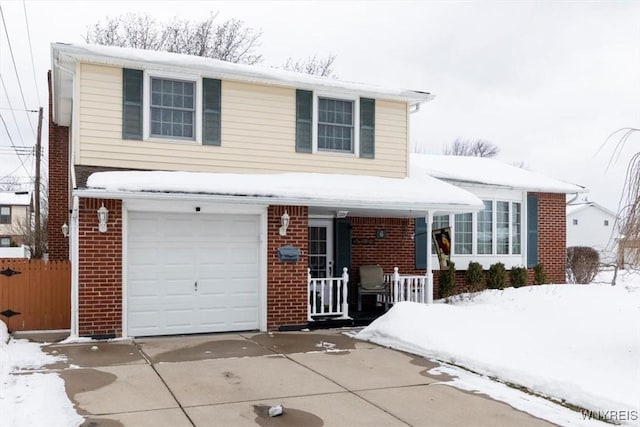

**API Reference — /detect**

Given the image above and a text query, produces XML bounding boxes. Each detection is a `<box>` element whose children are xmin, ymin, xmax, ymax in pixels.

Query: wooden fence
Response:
<box><xmin>0</xmin><ymin>259</ymin><xmax>71</xmax><ymax>331</ymax></box>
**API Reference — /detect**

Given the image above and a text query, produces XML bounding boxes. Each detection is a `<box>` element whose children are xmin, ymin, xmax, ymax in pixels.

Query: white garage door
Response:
<box><xmin>127</xmin><ymin>212</ymin><xmax>260</xmax><ymax>337</ymax></box>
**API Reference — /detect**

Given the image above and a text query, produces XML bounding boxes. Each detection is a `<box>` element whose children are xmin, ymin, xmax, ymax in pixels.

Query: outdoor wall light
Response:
<box><xmin>279</xmin><ymin>210</ymin><xmax>290</xmax><ymax>236</ymax></box>
<box><xmin>336</xmin><ymin>210</ymin><xmax>349</xmax><ymax>219</ymax></box>
<box><xmin>97</xmin><ymin>203</ymin><xmax>109</xmax><ymax>233</ymax></box>
<box><xmin>61</xmin><ymin>222</ymin><xmax>69</xmax><ymax>237</ymax></box>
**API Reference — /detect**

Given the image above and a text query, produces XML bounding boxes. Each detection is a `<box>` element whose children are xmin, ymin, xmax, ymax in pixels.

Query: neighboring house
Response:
<box><xmin>0</xmin><ymin>191</ymin><xmax>31</xmax><ymax>258</ymax></box>
<box><xmin>566</xmin><ymin>201</ymin><xmax>619</xmax><ymax>263</ymax></box>
<box><xmin>48</xmin><ymin>43</ymin><xmax>584</xmax><ymax>339</ymax></box>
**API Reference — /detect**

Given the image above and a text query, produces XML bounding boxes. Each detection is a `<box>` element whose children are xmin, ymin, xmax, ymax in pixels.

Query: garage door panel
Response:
<box><xmin>127</xmin><ymin>212</ymin><xmax>261</xmax><ymax>337</ymax></box>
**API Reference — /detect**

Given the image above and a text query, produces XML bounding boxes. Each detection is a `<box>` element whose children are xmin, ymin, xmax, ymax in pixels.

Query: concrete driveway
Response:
<box><xmin>42</xmin><ymin>330</ymin><xmax>554</xmax><ymax>427</ymax></box>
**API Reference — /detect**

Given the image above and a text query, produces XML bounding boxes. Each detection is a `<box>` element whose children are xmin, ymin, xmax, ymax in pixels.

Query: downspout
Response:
<box><xmin>567</xmin><ymin>192</ymin><xmax>579</xmax><ymax>205</ymax></box>
<box><xmin>70</xmin><ymin>195</ymin><xmax>79</xmax><ymax>338</ymax></box>
<box><xmin>425</xmin><ymin>211</ymin><xmax>434</xmax><ymax>304</ymax></box>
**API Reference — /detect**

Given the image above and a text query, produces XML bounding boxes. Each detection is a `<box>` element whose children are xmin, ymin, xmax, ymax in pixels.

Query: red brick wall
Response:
<box><xmin>350</xmin><ymin>217</ymin><xmax>418</xmax><ymax>282</ymax></box>
<box><xmin>47</xmin><ymin>71</ymin><xmax>70</xmax><ymax>261</ymax></box>
<box><xmin>77</xmin><ymin>198</ymin><xmax>122</xmax><ymax>337</ymax></box>
<box><xmin>535</xmin><ymin>192</ymin><xmax>567</xmax><ymax>284</ymax></box>
<box><xmin>267</xmin><ymin>205</ymin><xmax>308</xmax><ymax>330</ymax></box>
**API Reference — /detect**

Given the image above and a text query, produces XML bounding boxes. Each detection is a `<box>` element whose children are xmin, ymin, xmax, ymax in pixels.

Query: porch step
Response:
<box><xmin>307</xmin><ymin>308</ymin><xmax>387</xmax><ymax>330</ymax></box>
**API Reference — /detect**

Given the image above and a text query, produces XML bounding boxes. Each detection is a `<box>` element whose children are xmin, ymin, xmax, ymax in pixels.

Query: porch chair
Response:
<box><xmin>357</xmin><ymin>265</ymin><xmax>389</xmax><ymax>312</ymax></box>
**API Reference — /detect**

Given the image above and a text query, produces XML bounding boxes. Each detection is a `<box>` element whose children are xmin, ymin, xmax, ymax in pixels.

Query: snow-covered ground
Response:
<box><xmin>0</xmin><ymin>322</ymin><xmax>83</xmax><ymax>427</ymax></box>
<box><xmin>357</xmin><ymin>269</ymin><xmax>640</xmax><ymax>426</ymax></box>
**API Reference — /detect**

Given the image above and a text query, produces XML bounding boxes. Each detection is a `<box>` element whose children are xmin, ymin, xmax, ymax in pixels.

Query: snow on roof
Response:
<box><xmin>410</xmin><ymin>154</ymin><xmax>587</xmax><ymax>194</ymax></box>
<box><xmin>84</xmin><ymin>171</ymin><xmax>483</xmax><ymax>213</ymax></box>
<box><xmin>0</xmin><ymin>192</ymin><xmax>31</xmax><ymax>206</ymax></box>
<box><xmin>566</xmin><ymin>202</ymin><xmax>617</xmax><ymax>218</ymax></box>
<box><xmin>51</xmin><ymin>43</ymin><xmax>432</xmax><ymax>116</ymax></box>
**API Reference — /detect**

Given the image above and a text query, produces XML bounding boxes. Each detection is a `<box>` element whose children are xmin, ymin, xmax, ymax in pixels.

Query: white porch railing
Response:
<box><xmin>308</xmin><ymin>267</ymin><xmax>350</xmax><ymax>320</ymax></box>
<box><xmin>384</xmin><ymin>267</ymin><xmax>431</xmax><ymax>305</ymax></box>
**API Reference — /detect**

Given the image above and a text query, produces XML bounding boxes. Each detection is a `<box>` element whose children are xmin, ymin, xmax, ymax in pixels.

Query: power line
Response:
<box><xmin>0</xmin><ymin>73</ymin><xmax>30</xmax><ymax>147</ymax></box>
<box><xmin>0</xmin><ymin>4</ymin><xmax>37</xmax><ymax>138</ymax></box>
<box><xmin>21</xmin><ymin>0</ymin><xmax>41</xmax><ymax>106</ymax></box>
<box><xmin>0</xmin><ymin>113</ymin><xmax>32</xmax><ymax>177</ymax></box>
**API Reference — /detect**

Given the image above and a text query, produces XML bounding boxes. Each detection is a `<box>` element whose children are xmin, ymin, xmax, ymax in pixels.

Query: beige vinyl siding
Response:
<box><xmin>77</xmin><ymin>63</ymin><xmax>408</xmax><ymax>177</ymax></box>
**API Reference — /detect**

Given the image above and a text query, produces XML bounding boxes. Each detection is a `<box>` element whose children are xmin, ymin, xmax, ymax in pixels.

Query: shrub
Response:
<box><xmin>566</xmin><ymin>246</ymin><xmax>600</xmax><ymax>284</ymax></box>
<box><xmin>533</xmin><ymin>263</ymin><xmax>546</xmax><ymax>285</ymax></box>
<box><xmin>487</xmin><ymin>262</ymin><xmax>506</xmax><ymax>289</ymax></box>
<box><xmin>509</xmin><ymin>266</ymin><xmax>527</xmax><ymax>288</ymax></box>
<box><xmin>465</xmin><ymin>261</ymin><xmax>484</xmax><ymax>292</ymax></box>
<box><xmin>439</xmin><ymin>261</ymin><xmax>456</xmax><ymax>298</ymax></box>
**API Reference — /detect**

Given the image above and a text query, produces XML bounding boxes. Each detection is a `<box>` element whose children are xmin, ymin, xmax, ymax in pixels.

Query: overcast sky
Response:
<box><xmin>1</xmin><ymin>0</ymin><xmax>638</xmax><ymax>212</ymax></box>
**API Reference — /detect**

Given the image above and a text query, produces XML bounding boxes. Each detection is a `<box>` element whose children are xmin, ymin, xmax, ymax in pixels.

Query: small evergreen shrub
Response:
<box><xmin>438</xmin><ymin>261</ymin><xmax>456</xmax><ymax>298</ymax></box>
<box><xmin>566</xmin><ymin>246</ymin><xmax>600</xmax><ymax>284</ymax></box>
<box><xmin>533</xmin><ymin>263</ymin><xmax>546</xmax><ymax>285</ymax></box>
<box><xmin>465</xmin><ymin>261</ymin><xmax>484</xmax><ymax>292</ymax></box>
<box><xmin>487</xmin><ymin>262</ymin><xmax>506</xmax><ymax>289</ymax></box>
<box><xmin>509</xmin><ymin>266</ymin><xmax>528</xmax><ymax>288</ymax></box>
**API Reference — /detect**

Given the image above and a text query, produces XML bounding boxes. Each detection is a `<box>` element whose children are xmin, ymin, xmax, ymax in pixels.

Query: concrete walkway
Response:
<box><xmin>41</xmin><ymin>330</ymin><xmax>555</xmax><ymax>427</ymax></box>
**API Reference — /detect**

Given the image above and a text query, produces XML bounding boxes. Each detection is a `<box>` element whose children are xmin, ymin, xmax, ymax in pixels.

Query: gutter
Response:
<box><xmin>70</xmin><ymin>195</ymin><xmax>79</xmax><ymax>338</ymax></box>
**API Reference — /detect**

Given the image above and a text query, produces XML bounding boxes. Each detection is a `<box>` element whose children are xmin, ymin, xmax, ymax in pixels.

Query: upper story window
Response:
<box><xmin>604</xmin><ymin>220</ymin><xmax>609</xmax><ymax>226</ymax></box>
<box><xmin>0</xmin><ymin>206</ymin><xmax>10</xmax><ymax>224</ymax></box>
<box><xmin>150</xmin><ymin>78</ymin><xmax>195</xmax><ymax>140</ymax></box>
<box><xmin>318</xmin><ymin>98</ymin><xmax>354</xmax><ymax>153</ymax></box>
<box><xmin>573</xmin><ymin>219</ymin><xmax>578</xmax><ymax>225</ymax></box>
<box><xmin>122</xmin><ymin>68</ymin><xmax>221</xmax><ymax>146</ymax></box>
<box><xmin>295</xmin><ymin>90</ymin><xmax>375</xmax><ymax>159</ymax></box>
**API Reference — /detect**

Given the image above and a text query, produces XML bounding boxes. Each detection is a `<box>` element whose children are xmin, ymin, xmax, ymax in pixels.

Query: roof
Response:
<box><xmin>410</xmin><ymin>154</ymin><xmax>587</xmax><ymax>194</ymax></box>
<box><xmin>0</xmin><ymin>191</ymin><xmax>31</xmax><ymax>206</ymax></box>
<box><xmin>51</xmin><ymin>43</ymin><xmax>434</xmax><ymax>127</ymax></box>
<box><xmin>82</xmin><ymin>171</ymin><xmax>484</xmax><ymax>216</ymax></box>
<box><xmin>567</xmin><ymin>202</ymin><xmax>618</xmax><ymax>218</ymax></box>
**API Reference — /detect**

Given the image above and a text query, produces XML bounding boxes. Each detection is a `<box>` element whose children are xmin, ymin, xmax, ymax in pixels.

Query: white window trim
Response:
<box><xmin>433</xmin><ymin>188</ymin><xmax>526</xmax><ymax>269</ymax></box>
<box><xmin>312</xmin><ymin>92</ymin><xmax>360</xmax><ymax>157</ymax></box>
<box><xmin>142</xmin><ymin>70</ymin><xmax>203</xmax><ymax>145</ymax></box>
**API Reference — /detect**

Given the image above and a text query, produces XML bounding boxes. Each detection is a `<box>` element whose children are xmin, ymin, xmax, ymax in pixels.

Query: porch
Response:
<box><xmin>307</xmin><ymin>267</ymin><xmax>431</xmax><ymax>325</ymax></box>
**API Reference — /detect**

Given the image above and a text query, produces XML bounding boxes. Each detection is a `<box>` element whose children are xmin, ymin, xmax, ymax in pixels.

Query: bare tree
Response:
<box><xmin>281</xmin><ymin>54</ymin><xmax>337</xmax><ymax>77</ymax></box>
<box><xmin>443</xmin><ymin>138</ymin><xmax>500</xmax><ymax>158</ymax></box>
<box><xmin>595</xmin><ymin>127</ymin><xmax>640</xmax><ymax>284</ymax></box>
<box><xmin>0</xmin><ymin>175</ymin><xmax>23</xmax><ymax>191</ymax></box>
<box><xmin>84</xmin><ymin>12</ymin><xmax>263</xmax><ymax>65</ymax></box>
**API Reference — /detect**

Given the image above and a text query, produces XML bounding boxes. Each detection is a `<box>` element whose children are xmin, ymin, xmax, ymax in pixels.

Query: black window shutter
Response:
<box><xmin>122</xmin><ymin>68</ymin><xmax>143</xmax><ymax>140</ymax></box>
<box><xmin>360</xmin><ymin>98</ymin><xmax>375</xmax><ymax>158</ymax></box>
<box><xmin>334</xmin><ymin>219</ymin><xmax>352</xmax><ymax>278</ymax></box>
<box><xmin>202</xmin><ymin>78</ymin><xmax>221</xmax><ymax>146</ymax></box>
<box><xmin>296</xmin><ymin>90</ymin><xmax>313</xmax><ymax>153</ymax></box>
<box><xmin>526</xmin><ymin>194</ymin><xmax>539</xmax><ymax>268</ymax></box>
<box><xmin>415</xmin><ymin>218</ymin><xmax>427</xmax><ymax>269</ymax></box>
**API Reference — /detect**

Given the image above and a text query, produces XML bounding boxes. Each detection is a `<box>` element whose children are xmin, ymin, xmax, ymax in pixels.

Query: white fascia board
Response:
<box><xmin>51</xmin><ymin>43</ymin><xmax>433</xmax><ymax>106</ymax></box>
<box><xmin>441</xmin><ymin>178</ymin><xmax>588</xmax><ymax>195</ymax></box>
<box><xmin>73</xmin><ymin>188</ymin><xmax>482</xmax><ymax>216</ymax></box>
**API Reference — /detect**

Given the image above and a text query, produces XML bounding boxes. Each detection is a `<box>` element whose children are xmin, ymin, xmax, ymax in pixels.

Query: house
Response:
<box><xmin>0</xmin><ymin>191</ymin><xmax>31</xmax><ymax>258</ymax></box>
<box><xmin>566</xmin><ymin>200</ymin><xmax>619</xmax><ymax>263</ymax></box>
<box><xmin>48</xmin><ymin>43</ymin><xmax>584</xmax><ymax>339</ymax></box>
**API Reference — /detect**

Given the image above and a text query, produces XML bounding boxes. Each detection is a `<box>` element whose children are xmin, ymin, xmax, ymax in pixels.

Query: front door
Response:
<box><xmin>308</xmin><ymin>219</ymin><xmax>334</xmax><ymax>279</ymax></box>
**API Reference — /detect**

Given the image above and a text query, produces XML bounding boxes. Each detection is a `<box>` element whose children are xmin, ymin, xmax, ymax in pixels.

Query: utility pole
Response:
<box><xmin>34</xmin><ymin>107</ymin><xmax>43</xmax><ymax>258</ymax></box>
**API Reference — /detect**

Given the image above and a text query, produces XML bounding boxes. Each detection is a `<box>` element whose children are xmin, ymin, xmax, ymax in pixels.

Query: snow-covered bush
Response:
<box><xmin>465</xmin><ymin>261</ymin><xmax>484</xmax><ymax>292</ymax></box>
<box><xmin>438</xmin><ymin>261</ymin><xmax>456</xmax><ymax>298</ymax></box>
<box><xmin>533</xmin><ymin>263</ymin><xmax>546</xmax><ymax>285</ymax></box>
<box><xmin>509</xmin><ymin>266</ymin><xmax>527</xmax><ymax>288</ymax></box>
<box><xmin>487</xmin><ymin>262</ymin><xmax>506</xmax><ymax>289</ymax></box>
<box><xmin>567</xmin><ymin>246</ymin><xmax>600</xmax><ymax>284</ymax></box>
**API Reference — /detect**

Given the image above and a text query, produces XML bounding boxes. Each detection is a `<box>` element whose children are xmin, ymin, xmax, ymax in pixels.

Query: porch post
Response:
<box><xmin>425</xmin><ymin>212</ymin><xmax>434</xmax><ymax>304</ymax></box>
<box><xmin>307</xmin><ymin>268</ymin><xmax>313</xmax><ymax>321</ymax></box>
<box><xmin>340</xmin><ymin>267</ymin><xmax>350</xmax><ymax>319</ymax></box>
